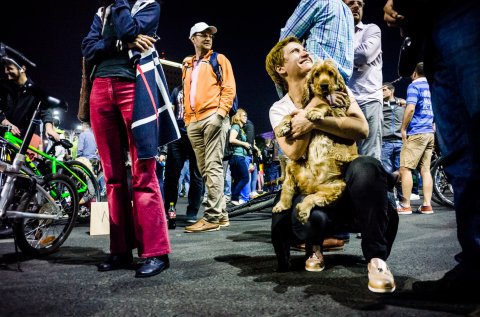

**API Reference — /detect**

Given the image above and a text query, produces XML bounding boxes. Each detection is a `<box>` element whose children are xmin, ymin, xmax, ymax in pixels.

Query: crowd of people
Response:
<box><xmin>1</xmin><ymin>0</ymin><xmax>478</xmax><ymax>300</ymax></box>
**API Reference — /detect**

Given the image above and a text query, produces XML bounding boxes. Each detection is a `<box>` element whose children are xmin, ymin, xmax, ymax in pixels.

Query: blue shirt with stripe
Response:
<box><xmin>406</xmin><ymin>77</ymin><xmax>434</xmax><ymax>135</ymax></box>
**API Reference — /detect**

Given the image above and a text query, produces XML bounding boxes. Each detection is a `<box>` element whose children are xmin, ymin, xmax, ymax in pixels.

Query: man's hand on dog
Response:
<box><xmin>287</xmin><ymin>91</ymin><xmax>349</xmax><ymax>139</ymax></box>
<box><xmin>328</xmin><ymin>91</ymin><xmax>348</xmax><ymax>107</ymax></box>
<box><xmin>287</xmin><ymin>108</ymin><xmax>315</xmax><ymax>139</ymax></box>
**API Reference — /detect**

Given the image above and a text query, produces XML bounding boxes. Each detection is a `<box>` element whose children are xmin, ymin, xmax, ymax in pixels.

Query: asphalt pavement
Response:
<box><xmin>0</xmin><ymin>196</ymin><xmax>479</xmax><ymax>317</ymax></box>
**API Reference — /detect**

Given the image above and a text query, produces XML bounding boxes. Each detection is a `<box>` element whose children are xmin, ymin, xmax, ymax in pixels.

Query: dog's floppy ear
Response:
<box><xmin>324</xmin><ymin>59</ymin><xmax>347</xmax><ymax>93</ymax></box>
<box><xmin>302</xmin><ymin>68</ymin><xmax>315</xmax><ymax>106</ymax></box>
<box><xmin>302</xmin><ymin>84</ymin><xmax>313</xmax><ymax>107</ymax></box>
<box><xmin>336</xmin><ymin>70</ymin><xmax>347</xmax><ymax>93</ymax></box>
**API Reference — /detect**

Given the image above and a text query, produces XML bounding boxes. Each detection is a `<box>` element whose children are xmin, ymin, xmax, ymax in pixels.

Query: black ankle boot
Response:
<box><xmin>98</xmin><ymin>252</ymin><xmax>133</xmax><ymax>271</ymax></box>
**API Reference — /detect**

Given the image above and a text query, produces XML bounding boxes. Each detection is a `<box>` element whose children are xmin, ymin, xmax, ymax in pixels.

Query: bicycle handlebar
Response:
<box><xmin>25</xmin><ymin>86</ymin><xmax>69</xmax><ymax>111</ymax></box>
<box><xmin>0</xmin><ymin>42</ymin><xmax>37</xmax><ymax>68</ymax></box>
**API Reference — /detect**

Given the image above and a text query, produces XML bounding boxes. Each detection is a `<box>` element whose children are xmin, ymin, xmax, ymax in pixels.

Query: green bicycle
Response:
<box><xmin>0</xmin><ymin>129</ymin><xmax>100</xmax><ymax>223</ymax></box>
<box><xmin>0</xmin><ymin>85</ymin><xmax>79</xmax><ymax>256</ymax></box>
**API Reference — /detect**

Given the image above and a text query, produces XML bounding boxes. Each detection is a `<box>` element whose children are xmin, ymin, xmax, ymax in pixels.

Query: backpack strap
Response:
<box><xmin>181</xmin><ymin>56</ymin><xmax>194</xmax><ymax>85</ymax></box>
<box><xmin>209</xmin><ymin>51</ymin><xmax>223</xmax><ymax>84</ymax></box>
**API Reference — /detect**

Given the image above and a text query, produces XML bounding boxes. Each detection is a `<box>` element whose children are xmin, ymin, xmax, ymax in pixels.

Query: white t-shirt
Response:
<box><xmin>269</xmin><ymin>94</ymin><xmax>296</xmax><ymax>131</ymax></box>
<box><xmin>269</xmin><ymin>87</ymin><xmax>355</xmax><ymax>131</ymax></box>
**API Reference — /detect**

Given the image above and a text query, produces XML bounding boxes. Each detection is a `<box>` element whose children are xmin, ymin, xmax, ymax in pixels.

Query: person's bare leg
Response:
<box><xmin>420</xmin><ymin>165</ymin><xmax>433</xmax><ymax>206</ymax></box>
<box><xmin>400</xmin><ymin>166</ymin><xmax>413</xmax><ymax>207</ymax></box>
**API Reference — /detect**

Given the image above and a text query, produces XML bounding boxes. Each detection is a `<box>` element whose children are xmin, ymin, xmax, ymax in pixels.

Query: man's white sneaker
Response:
<box><xmin>367</xmin><ymin>258</ymin><xmax>396</xmax><ymax>293</ymax></box>
<box><xmin>410</xmin><ymin>193</ymin><xmax>421</xmax><ymax>200</ymax></box>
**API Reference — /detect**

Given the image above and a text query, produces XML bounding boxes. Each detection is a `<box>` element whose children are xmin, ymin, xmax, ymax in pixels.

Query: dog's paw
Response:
<box><xmin>272</xmin><ymin>205</ymin><xmax>283</xmax><ymax>213</ymax></box>
<box><xmin>275</xmin><ymin>122</ymin><xmax>292</xmax><ymax>138</ymax></box>
<box><xmin>296</xmin><ymin>206</ymin><xmax>311</xmax><ymax>225</ymax></box>
<box><xmin>306</xmin><ymin>108</ymin><xmax>327</xmax><ymax>121</ymax></box>
<box><xmin>272</xmin><ymin>200</ymin><xmax>291</xmax><ymax>213</ymax></box>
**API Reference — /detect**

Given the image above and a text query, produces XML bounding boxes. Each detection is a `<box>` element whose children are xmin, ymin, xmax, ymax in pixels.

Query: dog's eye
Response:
<box><xmin>328</xmin><ymin>70</ymin><xmax>334</xmax><ymax>76</ymax></box>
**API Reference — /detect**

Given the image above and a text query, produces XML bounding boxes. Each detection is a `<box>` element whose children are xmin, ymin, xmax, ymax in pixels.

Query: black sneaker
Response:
<box><xmin>135</xmin><ymin>255</ymin><xmax>169</xmax><ymax>278</ymax></box>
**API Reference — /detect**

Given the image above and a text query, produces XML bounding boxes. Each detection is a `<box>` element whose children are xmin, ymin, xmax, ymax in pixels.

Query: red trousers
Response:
<box><xmin>90</xmin><ymin>77</ymin><xmax>170</xmax><ymax>258</ymax></box>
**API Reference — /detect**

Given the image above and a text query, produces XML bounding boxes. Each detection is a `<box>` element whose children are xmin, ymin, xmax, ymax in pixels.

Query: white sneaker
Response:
<box><xmin>249</xmin><ymin>191</ymin><xmax>259</xmax><ymax>199</ymax></box>
<box><xmin>230</xmin><ymin>200</ymin><xmax>240</xmax><ymax>206</ymax></box>
<box><xmin>368</xmin><ymin>258</ymin><xmax>396</xmax><ymax>293</ymax></box>
<box><xmin>410</xmin><ymin>193</ymin><xmax>421</xmax><ymax>200</ymax></box>
<box><xmin>239</xmin><ymin>199</ymin><xmax>247</xmax><ymax>205</ymax></box>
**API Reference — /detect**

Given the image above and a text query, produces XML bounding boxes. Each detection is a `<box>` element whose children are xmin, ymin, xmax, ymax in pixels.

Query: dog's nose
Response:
<box><xmin>320</xmin><ymin>84</ymin><xmax>329</xmax><ymax>97</ymax></box>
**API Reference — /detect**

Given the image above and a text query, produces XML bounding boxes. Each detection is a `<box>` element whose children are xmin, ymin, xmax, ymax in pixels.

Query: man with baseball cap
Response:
<box><xmin>183</xmin><ymin>22</ymin><xmax>236</xmax><ymax>233</ymax></box>
<box><xmin>189</xmin><ymin>22</ymin><xmax>217</xmax><ymax>38</ymax></box>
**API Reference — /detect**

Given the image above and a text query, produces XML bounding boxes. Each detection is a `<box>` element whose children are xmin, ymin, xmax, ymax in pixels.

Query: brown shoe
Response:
<box><xmin>219</xmin><ymin>214</ymin><xmax>230</xmax><ymax>227</ymax></box>
<box><xmin>291</xmin><ymin>243</ymin><xmax>306</xmax><ymax>252</ymax></box>
<box><xmin>417</xmin><ymin>205</ymin><xmax>434</xmax><ymax>214</ymax></box>
<box><xmin>397</xmin><ymin>204</ymin><xmax>412</xmax><ymax>215</ymax></box>
<box><xmin>291</xmin><ymin>238</ymin><xmax>345</xmax><ymax>253</ymax></box>
<box><xmin>184</xmin><ymin>219</ymin><xmax>220</xmax><ymax>233</ymax></box>
<box><xmin>322</xmin><ymin>238</ymin><xmax>345</xmax><ymax>252</ymax></box>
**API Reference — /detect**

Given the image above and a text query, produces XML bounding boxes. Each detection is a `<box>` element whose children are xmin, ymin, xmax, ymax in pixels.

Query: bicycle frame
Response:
<box><xmin>2</xmin><ymin>130</ymin><xmax>90</xmax><ymax>196</ymax></box>
<box><xmin>0</xmin><ymin>99</ymin><xmax>61</xmax><ymax>220</ymax></box>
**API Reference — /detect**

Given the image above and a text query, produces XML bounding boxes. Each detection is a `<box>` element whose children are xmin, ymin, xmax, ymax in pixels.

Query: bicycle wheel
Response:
<box><xmin>13</xmin><ymin>173</ymin><xmax>79</xmax><ymax>256</ymax></box>
<box><xmin>431</xmin><ymin>157</ymin><xmax>454</xmax><ymax>208</ymax></box>
<box><xmin>227</xmin><ymin>192</ymin><xmax>278</xmax><ymax>218</ymax></box>
<box><xmin>63</xmin><ymin>160</ymin><xmax>101</xmax><ymax>222</ymax></box>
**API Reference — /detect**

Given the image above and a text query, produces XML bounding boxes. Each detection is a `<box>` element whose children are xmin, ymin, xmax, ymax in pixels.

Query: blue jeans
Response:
<box><xmin>156</xmin><ymin>161</ymin><xmax>165</xmax><ymax>198</ymax></box>
<box><xmin>178</xmin><ymin>160</ymin><xmax>190</xmax><ymax>196</ymax></box>
<box><xmin>250</xmin><ymin>163</ymin><xmax>258</xmax><ymax>193</ymax></box>
<box><xmin>427</xmin><ymin>1</ymin><xmax>480</xmax><ymax>266</ymax></box>
<box><xmin>240</xmin><ymin>156</ymin><xmax>252</xmax><ymax>201</ymax></box>
<box><xmin>381</xmin><ymin>140</ymin><xmax>408</xmax><ymax>200</ymax></box>
<box><xmin>229</xmin><ymin>155</ymin><xmax>250</xmax><ymax>202</ymax></box>
<box><xmin>381</xmin><ymin>140</ymin><xmax>402</xmax><ymax>174</ymax></box>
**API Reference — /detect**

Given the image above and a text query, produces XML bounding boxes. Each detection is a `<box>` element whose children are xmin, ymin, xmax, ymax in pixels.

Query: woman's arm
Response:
<box><xmin>229</xmin><ymin>126</ymin><xmax>250</xmax><ymax>149</ymax></box>
<box><xmin>111</xmin><ymin>0</ymin><xmax>160</xmax><ymax>42</ymax></box>
<box><xmin>81</xmin><ymin>13</ymin><xmax>115</xmax><ymax>62</ymax></box>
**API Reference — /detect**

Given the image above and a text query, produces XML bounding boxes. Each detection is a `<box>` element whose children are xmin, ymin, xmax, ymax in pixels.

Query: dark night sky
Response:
<box><xmin>1</xmin><ymin>0</ymin><xmax>408</xmax><ymax>134</ymax></box>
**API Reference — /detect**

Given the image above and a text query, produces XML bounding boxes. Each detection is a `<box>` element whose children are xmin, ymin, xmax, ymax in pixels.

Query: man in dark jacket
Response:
<box><xmin>0</xmin><ymin>57</ymin><xmax>60</xmax><ymax>140</ymax></box>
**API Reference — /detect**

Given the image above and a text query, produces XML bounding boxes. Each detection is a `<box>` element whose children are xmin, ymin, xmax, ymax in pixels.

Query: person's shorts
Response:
<box><xmin>400</xmin><ymin>133</ymin><xmax>435</xmax><ymax>170</ymax></box>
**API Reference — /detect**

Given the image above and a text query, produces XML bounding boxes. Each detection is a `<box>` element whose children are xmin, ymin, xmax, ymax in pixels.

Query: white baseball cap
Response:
<box><xmin>189</xmin><ymin>22</ymin><xmax>217</xmax><ymax>38</ymax></box>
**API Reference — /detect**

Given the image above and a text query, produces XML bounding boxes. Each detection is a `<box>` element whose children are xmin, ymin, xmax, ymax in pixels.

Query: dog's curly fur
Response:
<box><xmin>272</xmin><ymin>59</ymin><xmax>358</xmax><ymax>224</ymax></box>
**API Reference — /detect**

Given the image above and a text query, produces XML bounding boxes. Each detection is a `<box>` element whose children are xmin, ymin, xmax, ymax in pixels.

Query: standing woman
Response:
<box><xmin>228</xmin><ymin>109</ymin><xmax>252</xmax><ymax>205</ymax></box>
<box><xmin>81</xmin><ymin>0</ymin><xmax>170</xmax><ymax>278</ymax></box>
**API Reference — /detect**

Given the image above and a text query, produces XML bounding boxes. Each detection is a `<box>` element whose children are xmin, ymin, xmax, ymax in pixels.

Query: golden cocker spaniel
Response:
<box><xmin>272</xmin><ymin>59</ymin><xmax>358</xmax><ymax>224</ymax></box>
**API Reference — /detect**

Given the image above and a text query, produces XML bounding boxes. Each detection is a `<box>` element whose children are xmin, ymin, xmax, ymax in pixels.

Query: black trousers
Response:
<box><xmin>271</xmin><ymin>156</ymin><xmax>399</xmax><ymax>268</ymax></box>
<box><xmin>163</xmin><ymin>133</ymin><xmax>204</xmax><ymax>218</ymax></box>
